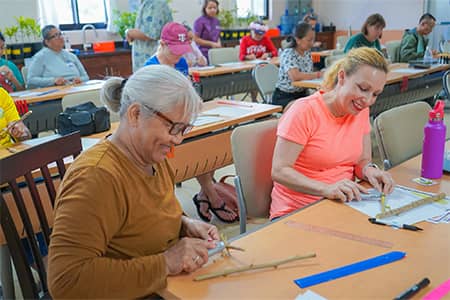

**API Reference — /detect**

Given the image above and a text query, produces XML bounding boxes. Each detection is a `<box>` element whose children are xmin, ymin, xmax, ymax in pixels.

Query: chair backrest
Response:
<box><xmin>0</xmin><ymin>132</ymin><xmax>82</xmax><ymax>299</ymax></box>
<box><xmin>208</xmin><ymin>47</ymin><xmax>239</xmax><ymax>65</ymax></box>
<box><xmin>62</xmin><ymin>90</ymin><xmax>120</xmax><ymax>122</ymax></box>
<box><xmin>444</xmin><ymin>70</ymin><xmax>450</xmax><ymax>100</ymax></box>
<box><xmin>325</xmin><ymin>53</ymin><xmax>346</xmax><ymax>68</ymax></box>
<box><xmin>252</xmin><ymin>63</ymin><xmax>279</xmax><ymax>103</ymax></box>
<box><xmin>337</xmin><ymin>35</ymin><xmax>350</xmax><ymax>49</ymax></box>
<box><xmin>385</xmin><ymin>40</ymin><xmax>401</xmax><ymax>63</ymax></box>
<box><xmin>373</xmin><ymin>101</ymin><xmax>431</xmax><ymax>169</ymax></box>
<box><xmin>231</xmin><ymin>119</ymin><xmax>278</xmax><ymax>233</ymax></box>
<box><xmin>439</xmin><ymin>40</ymin><xmax>450</xmax><ymax>53</ymax></box>
<box><xmin>21</xmin><ymin>66</ymin><xmax>28</xmax><ymax>86</ymax></box>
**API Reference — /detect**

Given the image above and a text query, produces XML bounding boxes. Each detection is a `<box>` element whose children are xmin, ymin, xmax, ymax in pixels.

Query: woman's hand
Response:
<box><xmin>181</xmin><ymin>216</ymin><xmax>220</xmax><ymax>241</ymax></box>
<box><xmin>211</xmin><ymin>41</ymin><xmax>221</xmax><ymax>48</ymax></box>
<box><xmin>0</xmin><ymin>66</ymin><xmax>14</xmax><ymax>81</ymax></box>
<box><xmin>72</xmin><ymin>77</ymin><xmax>82</xmax><ymax>84</ymax></box>
<box><xmin>163</xmin><ymin>237</ymin><xmax>214</xmax><ymax>275</ymax></box>
<box><xmin>54</xmin><ymin>77</ymin><xmax>67</xmax><ymax>85</ymax></box>
<box><xmin>7</xmin><ymin>120</ymin><xmax>31</xmax><ymax>141</ymax></box>
<box><xmin>364</xmin><ymin>167</ymin><xmax>395</xmax><ymax>195</ymax></box>
<box><xmin>322</xmin><ymin>179</ymin><xmax>368</xmax><ymax>202</ymax></box>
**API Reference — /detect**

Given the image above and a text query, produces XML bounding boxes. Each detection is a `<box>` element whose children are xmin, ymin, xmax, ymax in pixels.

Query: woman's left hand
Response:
<box><xmin>181</xmin><ymin>216</ymin><xmax>220</xmax><ymax>241</ymax></box>
<box><xmin>364</xmin><ymin>167</ymin><xmax>395</xmax><ymax>195</ymax></box>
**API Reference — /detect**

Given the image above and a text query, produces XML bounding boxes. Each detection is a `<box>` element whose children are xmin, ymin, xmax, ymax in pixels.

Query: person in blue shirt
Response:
<box><xmin>145</xmin><ymin>22</ymin><xmax>238</xmax><ymax>224</ymax></box>
<box><xmin>27</xmin><ymin>25</ymin><xmax>89</xmax><ymax>89</ymax></box>
<box><xmin>144</xmin><ymin>22</ymin><xmax>190</xmax><ymax>76</ymax></box>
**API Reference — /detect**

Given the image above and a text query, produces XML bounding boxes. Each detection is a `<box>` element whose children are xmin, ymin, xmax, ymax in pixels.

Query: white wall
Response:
<box><xmin>312</xmin><ymin>0</ymin><xmax>424</xmax><ymax>31</ymax></box>
<box><xmin>0</xmin><ymin>0</ymin><xmax>430</xmax><ymax>44</ymax></box>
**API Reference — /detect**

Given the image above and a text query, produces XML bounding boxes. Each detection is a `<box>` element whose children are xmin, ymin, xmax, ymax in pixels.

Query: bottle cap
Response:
<box><xmin>429</xmin><ymin>100</ymin><xmax>445</xmax><ymax>120</ymax></box>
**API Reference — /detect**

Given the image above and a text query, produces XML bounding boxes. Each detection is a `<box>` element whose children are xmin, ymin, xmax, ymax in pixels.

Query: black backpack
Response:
<box><xmin>57</xmin><ymin>101</ymin><xmax>110</xmax><ymax>136</ymax></box>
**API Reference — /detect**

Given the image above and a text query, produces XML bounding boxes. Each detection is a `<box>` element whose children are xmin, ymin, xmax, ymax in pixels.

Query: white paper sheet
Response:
<box><xmin>346</xmin><ymin>186</ymin><xmax>450</xmax><ymax>225</ymax></box>
<box><xmin>390</xmin><ymin>68</ymin><xmax>426</xmax><ymax>74</ymax></box>
<box><xmin>190</xmin><ymin>65</ymin><xmax>216</xmax><ymax>71</ymax></box>
<box><xmin>202</xmin><ymin>106</ymin><xmax>252</xmax><ymax>118</ymax></box>
<box><xmin>193</xmin><ymin>116</ymin><xmax>224</xmax><ymax>127</ymax></box>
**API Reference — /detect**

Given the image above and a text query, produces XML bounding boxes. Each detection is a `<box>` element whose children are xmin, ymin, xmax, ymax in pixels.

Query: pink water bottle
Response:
<box><xmin>421</xmin><ymin>100</ymin><xmax>446</xmax><ymax>179</ymax></box>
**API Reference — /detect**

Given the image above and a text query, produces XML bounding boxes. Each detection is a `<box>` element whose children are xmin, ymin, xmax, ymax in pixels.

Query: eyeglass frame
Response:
<box><xmin>141</xmin><ymin>103</ymin><xmax>193</xmax><ymax>136</ymax></box>
<box><xmin>46</xmin><ymin>32</ymin><xmax>63</xmax><ymax>40</ymax></box>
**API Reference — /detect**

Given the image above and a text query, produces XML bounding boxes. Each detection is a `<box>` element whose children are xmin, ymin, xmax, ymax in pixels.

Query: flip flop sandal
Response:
<box><xmin>192</xmin><ymin>194</ymin><xmax>212</xmax><ymax>222</ymax></box>
<box><xmin>210</xmin><ymin>202</ymin><xmax>239</xmax><ymax>223</ymax></box>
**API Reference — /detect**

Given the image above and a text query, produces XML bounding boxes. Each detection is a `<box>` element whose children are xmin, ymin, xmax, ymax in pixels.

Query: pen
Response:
<box><xmin>199</xmin><ymin>113</ymin><xmax>221</xmax><ymax>117</ymax></box>
<box><xmin>368</xmin><ymin>218</ymin><xmax>423</xmax><ymax>231</ymax></box>
<box><xmin>394</xmin><ymin>277</ymin><xmax>430</xmax><ymax>300</ymax></box>
<box><xmin>217</xmin><ymin>100</ymin><xmax>253</xmax><ymax>108</ymax></box>
<box><xmin>37</xmin><ymin>89</ymin><xmax>59</xmax><ymax>96</ymax></box>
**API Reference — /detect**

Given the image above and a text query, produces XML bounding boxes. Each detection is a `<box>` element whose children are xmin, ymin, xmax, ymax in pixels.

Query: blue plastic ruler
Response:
<box><xmin>294</xmin><ymin>251</ymin><xmax>406</xmax><ymax>288</ymax></box>
<box><xmin>285</xmin><ymin>220</ymin><xmax>394</xmax><ymax>248</ymax></box>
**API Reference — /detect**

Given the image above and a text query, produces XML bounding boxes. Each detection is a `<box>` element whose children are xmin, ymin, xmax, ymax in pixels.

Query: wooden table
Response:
<box><xmin>89</xmin><ymin>100</ymin><xmax>282</xmax><ymax>183</ymax></box>
<box><xmin>189</xmin><ymin>58</ymin><xmax>279</xmax><ymax>101</ymax></box>
<box><xmin>292</xmin><ymin>63</ymin><xmax>449</xmax><ymax>117</ymax></box>
<box><xmin>161</xmin><ymin>151</ymin><xmax>450</xmax><ymax>299</ymax></box>
<box><xmin>9</xmin><ymin>80</ymin><xmax>104</xmax><ymax>136</ymax></box>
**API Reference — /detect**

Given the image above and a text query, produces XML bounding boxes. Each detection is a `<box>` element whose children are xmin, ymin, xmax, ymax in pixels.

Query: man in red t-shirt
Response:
<box><xmin>239</xmin><ymin>21</ymin><xmax>278</xmax><ymax>61</ymax></box>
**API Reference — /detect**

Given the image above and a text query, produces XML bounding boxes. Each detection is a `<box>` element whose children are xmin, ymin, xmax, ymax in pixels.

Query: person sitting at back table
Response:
<box><xmin>27</xmin><ymin>25</ymin><xmax>89</xmax><ymax>89</ymax></box>
<box><xmin>270</xmin><ymin>47</ymin><xmax>395</xmax><ymax>219</ymax></box>
<box><xmin>183</xmin><ymin>24</ymin><xmax>208</xmax><ymax>67</ymax></box>
<box><xmin>302</xmin><ymin>15</ymin><xmax>322</xmax><ymax>50</ymax></box>
<box><xmin>0</xmin><ymin>32</ymin><xmax>25</xmax><ymax>91</ymax></box>
<box><xmin>272</xmin><ymin>22</ymin><xmax>323</xmax><ymax>108</ymax></box>
<box><xmin>399</xmin><ymin>13</ymin><xmax>437</xmax><ymax>62</ymax></box>
<box><xmin>344</xmin><ymin>13</ymin><xmax>385</xmax><ymax>53</ymax></box>
<box><xmin>48</xmin><ymin>65</ymin><xmax>219</xmax><ymax>299</ymax></box>
<box><xmin>145</xmin><ymin>22</ymin><xmax>238</xmax><ymax>224</ymax></box>
<box><xmin>194</xmin><ymin>0</ymin><xmax>222</xmax><ymax>63</ymax></box>
<box><xmin>239</xmin><ymin>21</ymin><xmax>277</xmax><ymax>61</ymax></box>
<box><xmin>145</xmin><ymin>22</ymin><xmax>191</xmax><ymax>76</ymax></box>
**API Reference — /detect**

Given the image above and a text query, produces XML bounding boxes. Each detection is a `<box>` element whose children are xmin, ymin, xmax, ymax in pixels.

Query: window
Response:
<box><xmin>40</xmin><ymin>0</ymin><xmax>108</xmax><ymax>30</ymax></box>
<box><xmin>236</xmin><ymin>0</ymin><xmax>269</xmax><ymax>19</ymax></box>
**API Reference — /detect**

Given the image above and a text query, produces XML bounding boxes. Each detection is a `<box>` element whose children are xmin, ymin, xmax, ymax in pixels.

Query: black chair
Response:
<box><xmin>0</xmin><ymin>132</ymin><xmax>82</xmax><ymax>299</ymax></box>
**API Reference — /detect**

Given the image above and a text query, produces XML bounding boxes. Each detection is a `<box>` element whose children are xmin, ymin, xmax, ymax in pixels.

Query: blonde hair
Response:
<box><xmin>101</xmin><ymin>65</ymin><xmax>202</xmax><ymax>122</ymax></box>
<box><xmin>321</xmin><ymin>47</ymin><xmax>388</xmax><ymax>91</ymax></box>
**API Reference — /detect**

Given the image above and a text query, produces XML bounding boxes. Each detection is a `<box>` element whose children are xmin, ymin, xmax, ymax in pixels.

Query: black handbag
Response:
<box><xmin>57</xmin><ymin>101</ymin><xmax>110</xmax><ymax>136</ymax></box>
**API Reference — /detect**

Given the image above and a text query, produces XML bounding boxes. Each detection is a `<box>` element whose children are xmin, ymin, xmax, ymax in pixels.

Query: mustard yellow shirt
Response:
<box><xmin>48</xmin><ymin>139</ymin><xmax>183</xmax><ymax>299</ymax></box>
<box><xmin>0</xmin><ymin>88</ymin><xmax>20</xmax><ymax>146</ymax></box>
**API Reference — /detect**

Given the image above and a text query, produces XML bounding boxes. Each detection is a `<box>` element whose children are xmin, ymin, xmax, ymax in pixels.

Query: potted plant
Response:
<box><xmin>218</xmin><ymin>8</ymin><xmax>258</xmax><ymax>41</ymax></box>
<box><xmin>3</xmin><ymin>26</ymin><xmax>18</xmax><ymax>59</ymax></box>
<box><xmin>16</xmin><ymin>17</ymin><xmax>41</xmax><ymax>57</ymax></box>
<box><xmin>112</xmin><ymin>10</ymin><xmax>137</xmax><ymax>48</ymax></box>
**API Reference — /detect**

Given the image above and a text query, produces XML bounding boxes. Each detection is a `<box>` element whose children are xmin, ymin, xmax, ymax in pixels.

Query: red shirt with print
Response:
<box><xmin>239</xmin><ymin>35</ymin><xmax>278</xmax><ymax>61</ymax></box>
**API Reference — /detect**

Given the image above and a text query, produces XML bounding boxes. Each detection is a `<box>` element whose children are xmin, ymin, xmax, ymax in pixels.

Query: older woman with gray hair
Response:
<box><xmin>48</xmin><ymin>65</ymin><xmax>219</xmax><ymax>299</ymax></box>
<box><xmin>27</xmin><ymin>25</ymin><xmax>89</xmax><ymax>88</ymax></box>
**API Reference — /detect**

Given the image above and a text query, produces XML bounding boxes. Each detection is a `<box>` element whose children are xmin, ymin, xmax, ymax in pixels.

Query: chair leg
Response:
<box><xmin>0</xmin><ymin>245</ymin><xmax>15</xmax><ymax>299</ymax></box>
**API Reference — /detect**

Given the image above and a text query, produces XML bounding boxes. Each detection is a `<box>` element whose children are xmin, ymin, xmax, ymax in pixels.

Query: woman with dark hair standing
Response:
<box><xmin>193</xmin><ymin>0</ymin><xmax>222</xmax><ymax>62</ymax></box>
<box><xmin>344</xmin><ymin>13</ymin><xmax>386</xmax><ymax>53</ymax></box>
<box><xmin>27</xmin><ymin>25</ymin><xmax>89</xmax><ymax>88</ymax></box>
<box><xmin>272</xmin><ymin>22</ymin><xmax>322</xmax><ymax>108</ymax></box>
<box><xmin>0</xmin><ymin>32</ymin><xmax>25</xmax><ymax>91</ymax></box>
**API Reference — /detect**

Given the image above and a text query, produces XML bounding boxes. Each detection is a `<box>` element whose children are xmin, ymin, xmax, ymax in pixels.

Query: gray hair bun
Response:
<box><xmin>100</xmin><ymin>77</ymin><xmax>125</xmax><ymax>113</ymax></box>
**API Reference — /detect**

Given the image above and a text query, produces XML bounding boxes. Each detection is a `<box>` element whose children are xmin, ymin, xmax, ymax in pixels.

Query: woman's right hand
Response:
<box><xmin>163</xmin><ymin>237</ymin><xmax>214</xmax><ymax>275</ymax></box>
<box><xmin>322</xmin><ymin>179</ymin><xmax>368</xmax><ymax>202</ymax></box>
<box><xmin>54</xmin><ymin>77</ymin><xmax>67</xmax><ymax>85</ymax></box>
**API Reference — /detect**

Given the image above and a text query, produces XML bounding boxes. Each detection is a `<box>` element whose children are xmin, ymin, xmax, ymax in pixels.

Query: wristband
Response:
<box><xmin>362</xmin><ymin>162</ymin><xmax>380</xmax><ymax>179</ymax></box>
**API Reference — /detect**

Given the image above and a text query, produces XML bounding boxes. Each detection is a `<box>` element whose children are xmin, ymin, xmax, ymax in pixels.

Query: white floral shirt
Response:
<box><xmin>276</xmin><ymin>48</ymin><xmax>313</xmax><ymax>93</ymax></box>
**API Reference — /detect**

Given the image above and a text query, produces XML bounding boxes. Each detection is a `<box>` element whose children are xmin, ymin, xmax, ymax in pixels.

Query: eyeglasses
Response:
<box><xmin>47</xmin><ymin>32</ymin><xmax>63</xmax><ymax>40</ymax></box>
<box><xmin>142</xmin><ymin>104</ymin><xmax>193</xmax><ymax>136</ymax></box>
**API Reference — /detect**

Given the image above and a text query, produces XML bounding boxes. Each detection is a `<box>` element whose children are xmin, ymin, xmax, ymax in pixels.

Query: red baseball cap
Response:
<box><xmin>161</xmin><ymin>22</ymin><xmax>192</xmax><ymax>56</ymax></box>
